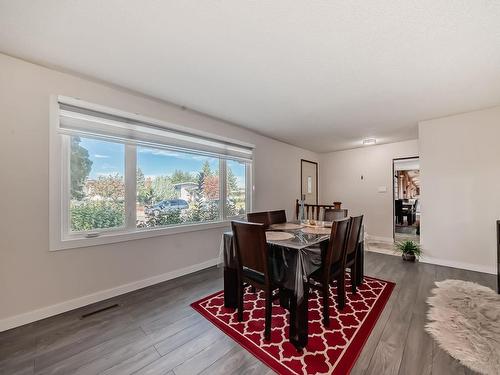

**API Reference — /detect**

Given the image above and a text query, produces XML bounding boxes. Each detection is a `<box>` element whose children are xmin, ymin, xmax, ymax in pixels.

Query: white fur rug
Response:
<box><xmin>426</xmin><ymin>280</ymin><xmax>500</xmax><ymax>375</ymax></box>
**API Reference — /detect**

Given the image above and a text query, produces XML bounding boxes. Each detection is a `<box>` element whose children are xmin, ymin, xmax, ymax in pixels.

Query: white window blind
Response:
<box><xmin>58</xmin><ymin>101</ymin><xmax>254</xmax><ymax>161</ymax></box>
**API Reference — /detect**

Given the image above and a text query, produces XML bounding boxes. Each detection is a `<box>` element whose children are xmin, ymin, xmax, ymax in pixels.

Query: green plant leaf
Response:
<box><xmin>394</xmin><ymin>240</ymin><xmax>422</xmax><ymax>259</ymax></box>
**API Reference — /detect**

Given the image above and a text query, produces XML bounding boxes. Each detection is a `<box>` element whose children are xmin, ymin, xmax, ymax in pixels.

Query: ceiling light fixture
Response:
<box><xmin>362</xmin><ymin>138</ymin><xmax>377</xmax><ymax>146</ymax></box>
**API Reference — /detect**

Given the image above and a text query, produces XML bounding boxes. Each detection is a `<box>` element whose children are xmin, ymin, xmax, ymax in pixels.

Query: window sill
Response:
<box><xmin>50</xmin><ymin>221</ymin><xmax>231</xmax><ymax>251</ymax></box>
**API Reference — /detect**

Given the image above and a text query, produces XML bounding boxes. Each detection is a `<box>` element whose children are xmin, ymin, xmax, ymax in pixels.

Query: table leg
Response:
<box><xmin>356</xmin><ymin>241</ymin><xmax>364</xmax><ymax>285</ymax></box>
<box><xmin>288</xmin><ymin>282</ymin><xmax>309</xmax><ymax>351</ymax></box>
<box><xmin>224</xmin><ymin>267</ymin><xmax>238</xmax><ymax>308</ymax></box>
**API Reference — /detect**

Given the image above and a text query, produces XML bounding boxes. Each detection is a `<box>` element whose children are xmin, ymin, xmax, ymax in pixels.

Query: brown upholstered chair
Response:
<box><xmin>344</xmin><ymin>215</ymin><xmax>364</xmax><ymax>293</ymax></box>
<box><xmin>308</xmin><ymin>218</ymin><xmax>350</xmax><ymax>327</ymax></box>
<box><xmin>231</xmin><ymin>220</ymin><xmax>279</xmax><ymax>340</ymax></box>
<box><xmin>247</xmin><ymin>211</ymin><xmax>270</xmax><ymax>228</ymax></box>
<box><xmin>267</xmin><ymin>210</ymin><xmax>287</xmax><ymax>225</ymax></box>
<box><xmin>324</xmin><ymin>208</ymin><xmax>348</xmax><ymax>221</ymax></box>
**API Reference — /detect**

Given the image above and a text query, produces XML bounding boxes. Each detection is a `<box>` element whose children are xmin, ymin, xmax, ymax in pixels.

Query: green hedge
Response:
<box><xmin>138</xmin><ymin>209</ymin><xmax>184</xmax><ymax>228</ymax></box>
<box><xmin>70</xmin><ymin>201</ymin><xmax>124</xmax><ymax>231</ymax></box>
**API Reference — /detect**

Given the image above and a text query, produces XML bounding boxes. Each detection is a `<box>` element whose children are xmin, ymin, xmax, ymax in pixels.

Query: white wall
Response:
<box><xmin>320</xmin><ymin>140</ymin><xmax>419</xmax><ymax>240</ymax></box>
<box><xmin>0</xmin><ymin>54</ymin><xmax>319</xmax><ymax>329</ymax></box>
<box><xmin>419</xmin><ymin>107</ymin><xmax>500</xmax><ymax>274</ymax></box>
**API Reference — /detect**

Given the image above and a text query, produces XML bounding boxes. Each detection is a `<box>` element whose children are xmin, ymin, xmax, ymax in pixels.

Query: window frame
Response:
<box><xmin>49</xmin><ymin>96</ymin><xmax>253</xmax><ymax>251</ymax></box>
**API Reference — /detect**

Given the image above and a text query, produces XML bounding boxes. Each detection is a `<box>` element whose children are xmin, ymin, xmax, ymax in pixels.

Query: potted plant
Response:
<box><xmin>394</xmin><ymin>240</ymin><xmax>421</xmax><ymax>262</ymax></box>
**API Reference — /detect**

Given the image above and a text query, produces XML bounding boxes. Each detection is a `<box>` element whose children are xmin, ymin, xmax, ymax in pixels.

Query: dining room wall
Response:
<box><xmin>419</xmin><ymin>106</ymin><xmax>500</xmax><ymax>274</ymax></box>
<box><xmin>319</xmin><ymin>140</ymin><xmax>419</xmax><ymax>241</ymax></box>
<box><xmin>0</xmin><ymin>53</ymin><xmax>319</xmax><ymax>330</ymax></box>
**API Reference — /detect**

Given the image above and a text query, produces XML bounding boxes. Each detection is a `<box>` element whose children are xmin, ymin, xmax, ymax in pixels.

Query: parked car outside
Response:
<box><xmin>145</xmin><ymin>199</ymin><xmax>189</xmax><ymax>216</ymax></box>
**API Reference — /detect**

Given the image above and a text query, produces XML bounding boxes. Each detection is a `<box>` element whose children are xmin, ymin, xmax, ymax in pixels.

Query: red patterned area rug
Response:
<box><xmin>191</xmin><ymin>275</ymin><xmax>395</xmax><ymax>375</ymax></box>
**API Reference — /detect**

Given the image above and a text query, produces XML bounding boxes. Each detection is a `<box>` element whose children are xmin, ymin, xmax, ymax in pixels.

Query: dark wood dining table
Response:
<box><xmin>221</xmin><ymin>221</ymin><xmax>364</xmax><ymax>350</ymax></box>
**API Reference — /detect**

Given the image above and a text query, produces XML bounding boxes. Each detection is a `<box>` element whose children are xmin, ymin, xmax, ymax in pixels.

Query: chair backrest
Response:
<box><xmin>295</xmin><ymin>200</ymin><xmax>341</xmax><ymax>221</ymax></box>
<box><xmin>324</xmin><ymin>208</ymin><xmax>348</xmax><ymax>221</ymax></box>
<box><xmin>231</xmin><ymin>221</ymin><xmax>269</xmax><ymax>279</ymax></box>
<box><xmin>346</xmin><ymin>215</ymin><xmax>364</xmax><ymax>257</ymax></box>
<box><xmin>247</xmin><ymin>211</ymin><xmax>270</xmax><ymax>228</ymax></box>
<box><xmin>268</xmin><ymin>210</ymin><xmax>287</xmax><ymax>225</ymax></box>
<box><xmin>395</xmin><ymin>199</ymin><xmax>403</xmax><ymax>213</ymax></box>
<box><xmin>324</xmin><ymin>218</ymin><xmax>350</xmax><ymax>271</ymax></box>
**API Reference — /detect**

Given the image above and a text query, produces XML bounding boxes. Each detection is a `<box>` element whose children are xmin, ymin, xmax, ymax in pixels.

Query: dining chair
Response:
<box><xmin>344</xmin><ymin>215</ymin><xmax>364</xmax><ymax>293</ymax></box>
<box><xmin>308</xmin><ymin>218</ymin><xmax>350</xmax><ymax>327</ymax></box>
<box><xmin>323</xmin><ymin>208</ymin><xmax>348</xmax><ymax>221</ymax></box>
<box><xmin>231</xmin><ymin>220</ymin><xmax>279</xmax><ymax>340</ymax></box>
<box><xmin>245</xmin><ymin>211</ymin><xmax>272</xmax><ymax>294</ymax></box>
<box><xmin>397</xmin><ymin>200</ymin><xmax>415</xmax><ymax>226</ymax></box>
<box><xmin>268</xmin><ymin>210</ymin><xmax>287</xmax><ymax>225</ymax></box>
<box><xmin>247</xmin><ymin>211</ymin><xmax>270</xmax><ymax>228</ymax></box>
<box><xmin>395</xmin><ymin>199</ymin><xmax>404</xmax><ymax>225</ymax></box>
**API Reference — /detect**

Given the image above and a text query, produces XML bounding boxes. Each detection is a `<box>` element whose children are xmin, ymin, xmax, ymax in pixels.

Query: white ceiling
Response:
<box><xmin>1</xmin><ymin>1</ymin><xmax>500</xmax><ymax>152</ymax></box>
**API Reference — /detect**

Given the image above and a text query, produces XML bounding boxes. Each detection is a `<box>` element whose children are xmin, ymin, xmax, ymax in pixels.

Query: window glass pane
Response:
<box><xmin>226</xmin><ymin>159</ymin><xmax>247</xmax><ymax>216</ymax></box>
<box><xmin>69</xmin><ymin>136</ymin><xmax>125</xmax><ymax>231</ymax></box>
<box><xmin>136</xmin><ymin>146</ymin><xmax>220</xmax><ymax>228</ymax></box>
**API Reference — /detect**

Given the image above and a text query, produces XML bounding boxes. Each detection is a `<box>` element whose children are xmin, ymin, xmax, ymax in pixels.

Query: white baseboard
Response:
<box><xmin>364</xmin><ymin>233</ymin><xmax>496</xmax><ymax>275</ymax></box>
<box><xmin>365</xmin><ymin>247</ymin><xmax>398</xmax><ymax>256</ymax></box>
<box><xmin>365</xmin><ymin>247</ymin><xmax>496</xmax><ymax>275</ymax></box>
<box><xmin>365</xmin><ymin>234</ymin><xmax>394</xmax><ymax>244</ymax></box>
<box><xmin>364</xmin><ymin>233</ymin><xmax>397</xmax><ymax>256</ymax></box>
<box><xmin>420</xmin><ymin>256</ymin><xmax>496</xmax><ymax>275</ymax></box>
<box><xmin>0</xmin><ymin>257</ymin><xmax>219</xmax><ymax>333</ymax></box>
<box><xmin>1</xmin><ymin>250</ymin><xmax>495</xmax><ymax>332</ymax></box>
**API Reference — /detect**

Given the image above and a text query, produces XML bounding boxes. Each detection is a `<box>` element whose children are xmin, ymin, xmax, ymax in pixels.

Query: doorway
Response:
<box><xmin>300</xmin><ymin>159</ymin><xmax>318</xmax><ymax>204</ymax></box>
<box><xmin>393</xmin><ymin>157</ymin><xmax>420</xmax><ymax>243</ymax></box>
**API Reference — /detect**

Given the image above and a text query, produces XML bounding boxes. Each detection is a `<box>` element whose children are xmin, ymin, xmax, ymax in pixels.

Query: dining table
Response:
<box><xmin>221</xmin><ymin>220</ymin><xmax>364</xmax><ymax>350</ymax></box>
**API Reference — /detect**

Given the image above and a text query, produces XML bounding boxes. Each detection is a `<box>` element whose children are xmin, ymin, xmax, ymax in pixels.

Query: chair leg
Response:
<box><xmin>279</xmin><ymin>287</ymin><xmax>290</xmax><ymax>309</ymax></box>
<box><xmin>337</xmin><ymin>274</ymin><xmax>346</xmax><ymax>310</ymax></box>
<box><xmin>264</xmin><ymin>289</ymin><xmax>272</xmax><ymax>341</ymax></box>
<box><xmin>351</xmin><ymin>261</ymin><xmax>358</xmax><ymax>294</ymax></box>
<box><xmin>237</xmin><ymin>282</ymin><xmax>244</xmax><ymax>322</ymax></box>
<box><xmin>322</xmin><ymin>283</ymin><xmax>330</xmax><ymax>327</ymax></box>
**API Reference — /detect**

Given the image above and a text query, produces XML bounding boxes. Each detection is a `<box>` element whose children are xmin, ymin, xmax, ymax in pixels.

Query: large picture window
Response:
<box><xmin>51</xmin><ymin>97</ymin><xmax>253</xmax><ymax>250</ymax></box>
<box><xmin>226</xmin><ymin>159</ymin><xmax>247</xmax><ymax>217</ymax></box>
<box><xmin>70</xmin><ymin>137</ymin><xmax>125</xmax><ymax>232</ymax></box>
<box><xmin>135</xmin><ymin>146</ymin><xmax>221</xmax><ymax>228</ymax></box>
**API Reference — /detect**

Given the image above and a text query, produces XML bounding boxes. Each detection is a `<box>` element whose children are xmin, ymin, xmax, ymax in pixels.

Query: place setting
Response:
<box><xmin>268</xmin><ymin>222</ymin><xmax>304</xmax><ymax>231</ymax></box>
<box><xmin>265</xmin><ymin>231</ymin><xmax>295</xmax><ymax>241</ymax></box>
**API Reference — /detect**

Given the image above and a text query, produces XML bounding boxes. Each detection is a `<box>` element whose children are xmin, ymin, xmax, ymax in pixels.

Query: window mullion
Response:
<box><xmin>61</xmin><ymin>135</ymin><xmax>70</xmax><ymax>238</ymax></box>
<box><xmin>220</xmin><ymin>159</ymin><xmax>227</xmax><ymax>220</ymax></box>
<box><xmin>246</xmin><ymin>162</ymin><xmax>252</xmax><ymax>214</ymax></box>
<box><xmin>125</xmin><ymin>144</ymin><xmax>137</xmax><ymax>230</ymax></box>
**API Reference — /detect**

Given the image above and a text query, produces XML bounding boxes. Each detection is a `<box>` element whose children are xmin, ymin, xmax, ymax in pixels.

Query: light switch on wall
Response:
<box><xmin>378</xmin><ymin>186</ymin><xmax>387</xmax><ymax>193</ymax></box>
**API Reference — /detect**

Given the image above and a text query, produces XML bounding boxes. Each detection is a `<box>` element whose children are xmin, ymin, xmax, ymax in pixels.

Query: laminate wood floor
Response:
<box><xmin>0</xmin><ymin>251</ymin><xmax>496</xmax><ymax>375</ymax></box>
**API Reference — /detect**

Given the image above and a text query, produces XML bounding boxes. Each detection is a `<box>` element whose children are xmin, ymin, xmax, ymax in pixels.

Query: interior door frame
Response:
<box><xmin>392</xmin><ymin>156</ymin><xmax>419</xmax><ymax>240</ymax></box>
<box><xmin>300</xmin><ymin>159</ymin><xmax>318</xmax><ymax>205</ymax></box>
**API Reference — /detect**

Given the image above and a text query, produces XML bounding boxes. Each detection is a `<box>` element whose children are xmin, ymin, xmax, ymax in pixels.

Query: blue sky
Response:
<box><xmin>80</xmin><ymin>137</ymin><xmax>245</xmax><ymax>186</ymax></box>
